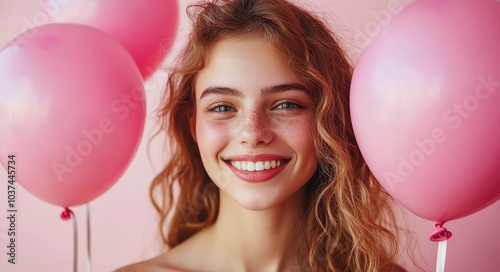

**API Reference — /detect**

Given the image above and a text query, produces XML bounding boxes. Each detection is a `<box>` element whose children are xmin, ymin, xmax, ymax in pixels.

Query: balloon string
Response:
<box><xmin>61</xmin><ymin>208</ymin><xmax>77</xmax><ymax>272</ymax></box>
<box><xmin>86</xmin><ymin>204</ymin><xmax>93</xmax><ymax>272</ymax></box>
<box><xmin>436</xmin><ymin>240</ymin><xmax>448</xmax><ymax>272</ymax></box>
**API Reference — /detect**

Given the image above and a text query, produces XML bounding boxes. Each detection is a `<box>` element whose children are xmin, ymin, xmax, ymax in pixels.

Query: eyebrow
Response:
<box><xmin>199</xmin><ymin>83</ymin><xmax>310</xmax><ymax>100</ymax></box>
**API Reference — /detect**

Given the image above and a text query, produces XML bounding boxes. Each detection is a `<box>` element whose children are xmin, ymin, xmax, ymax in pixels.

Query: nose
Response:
<box><xmin>238</xmin><ymin>110</ymin><xmax>274</xmax><ymax>147</ymax></box>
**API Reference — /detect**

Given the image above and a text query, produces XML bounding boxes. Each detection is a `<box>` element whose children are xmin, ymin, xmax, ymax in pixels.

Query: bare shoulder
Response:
<box><xmin>113</xmin><ymin>254</ymin><xmax>187</xmax><ymax>272</ymax></box>
<box><xmin>113</xmin><ymin>235</ymin><xmax>208</xmax><ymax>272</ymax></box>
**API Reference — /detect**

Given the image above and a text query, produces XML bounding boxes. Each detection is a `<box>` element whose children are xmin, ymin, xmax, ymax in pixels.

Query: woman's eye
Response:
<box><xmin>274</xmin><ymin>101</ymin><xmax>302</xmax><ymax>110</ymax></box>
<box><xmin>209</xmin><ymin>104</ymin><xmax>235</xmax><ymax>112</ymax></box>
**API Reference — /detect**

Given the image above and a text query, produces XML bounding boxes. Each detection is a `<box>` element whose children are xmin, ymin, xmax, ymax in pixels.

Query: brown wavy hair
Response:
<box><xmin>150</xmin><ymin>0</ymin><xmax>402</xmax><ymax>271</ymax></box>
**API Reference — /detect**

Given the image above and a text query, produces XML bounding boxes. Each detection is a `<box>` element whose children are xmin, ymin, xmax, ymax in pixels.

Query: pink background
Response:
<box><xmin>0</xmin><ymin>0</ymin><xmax>499</xmax><ymax>271</ymax></box>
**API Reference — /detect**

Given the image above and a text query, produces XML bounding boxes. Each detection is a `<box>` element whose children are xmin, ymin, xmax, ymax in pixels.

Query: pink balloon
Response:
<box><xmin>351</xmin><ymin>0</ymin><xmax>500</xmax><ymax>224</ymax></box>
<box><xmin>44</xmin><ymin>0</ymin><xmax>178</xmax><ymax>79</ymax></box>
<box><xmin>0</xmin><ymin>23</ymin><xmax>146</xmax><ymax>207</ymax></box>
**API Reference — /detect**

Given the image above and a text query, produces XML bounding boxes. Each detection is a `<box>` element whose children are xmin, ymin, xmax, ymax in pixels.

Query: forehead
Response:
<box><xmin>195</xmin><ymin>35</ymin><xmax>301</xmax><ymax>99</ymax></box>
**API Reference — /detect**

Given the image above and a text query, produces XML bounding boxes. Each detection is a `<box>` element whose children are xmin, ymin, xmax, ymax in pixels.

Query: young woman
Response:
<box><xmin>119</xmin><ymin>0</ymin><xmax>406</xmax><ymax>271</ymax></box>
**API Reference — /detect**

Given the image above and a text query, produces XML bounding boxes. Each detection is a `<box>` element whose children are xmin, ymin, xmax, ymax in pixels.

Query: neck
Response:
<box><xmin>208</xmin><ymin>186</ymin><xmax>306</xmax><ymax>271</ymax></box>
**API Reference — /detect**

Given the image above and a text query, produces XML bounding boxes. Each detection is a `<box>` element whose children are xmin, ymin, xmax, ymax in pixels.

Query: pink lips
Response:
<box><xmin>224</xmin><ymin>154</ymin><xmax>290</xmax><ymax>183</ymax></box>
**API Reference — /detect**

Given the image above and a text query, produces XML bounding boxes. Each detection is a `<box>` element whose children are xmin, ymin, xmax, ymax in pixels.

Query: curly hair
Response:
<box><xmin>150</xmin><ymin>0</ymin><xmax>402</xmax><ymax>271</ymax></box>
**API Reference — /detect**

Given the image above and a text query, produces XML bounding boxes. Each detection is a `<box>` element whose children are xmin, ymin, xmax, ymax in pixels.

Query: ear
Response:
<box><xmin>189</xmin><ymin>111</ymin><xmax>197</xmax><ymax>143</ymax></box>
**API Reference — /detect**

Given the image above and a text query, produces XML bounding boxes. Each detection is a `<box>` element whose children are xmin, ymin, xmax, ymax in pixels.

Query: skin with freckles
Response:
<box><xmin>193</xmin><ymin>35</ymin><xmax>318</xmax><ymax>211</ymax></box>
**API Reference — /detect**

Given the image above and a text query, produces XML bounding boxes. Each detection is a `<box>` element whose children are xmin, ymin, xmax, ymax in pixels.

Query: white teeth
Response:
<box><xmin>230</xmin><ymin>160</ymin><xmax>285</xmax><ymax>172</ymax></box>
<box><xmin>270</xmin><ymin>160</ymin><xmax>276</xmax><ymax>168</ymax></box>
<box><xmin>264</xmin><ymin>161</ymin><xmax>271</xmax><ymax>169</ymax></box>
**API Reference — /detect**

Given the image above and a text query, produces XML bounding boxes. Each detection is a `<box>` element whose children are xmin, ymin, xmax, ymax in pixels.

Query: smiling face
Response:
<box><xmin>193</xmin><ymin>35</ymin><xmax>318</xmax><ymax>210</ymax></box>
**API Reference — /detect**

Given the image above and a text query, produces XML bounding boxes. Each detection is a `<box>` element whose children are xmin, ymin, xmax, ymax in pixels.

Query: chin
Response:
<box><xmin>225</xmin><ymin>186</ymin><xmax>303</xmax><ymax>212</ymax></box>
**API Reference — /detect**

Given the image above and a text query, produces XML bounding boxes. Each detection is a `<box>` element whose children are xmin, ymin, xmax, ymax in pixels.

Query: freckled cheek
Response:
<box><xmin>275</xmin><ymin>119</ymin><xmax>316</xmax><ymax>152</ymax></box>
<box><xmin>196</xmin><ymin>120</ymin><xmax>231</xmax><ymax>158</ymax></box>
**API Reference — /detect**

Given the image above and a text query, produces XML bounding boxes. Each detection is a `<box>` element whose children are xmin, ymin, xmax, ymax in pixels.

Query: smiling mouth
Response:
<box><xmin>225</xmin><ymin>159</ymin><xmax>289</xmax><ymax>172</ymax></box>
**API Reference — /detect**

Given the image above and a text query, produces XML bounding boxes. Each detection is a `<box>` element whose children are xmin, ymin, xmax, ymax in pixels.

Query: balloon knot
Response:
<box><xmin>60</xmin><ymin>207</ymin><xmax>73</xmax><ymax>221</ymax></box>
<box><xmin>430</xmin><ymin>223</ymin><xmax>452</xmax><ymax>242</ymax></box>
